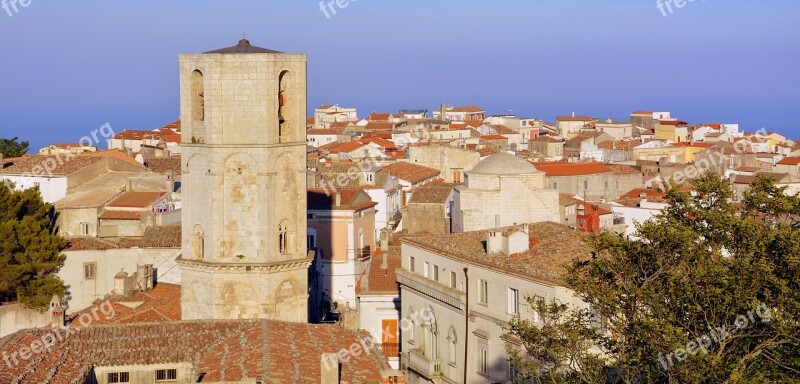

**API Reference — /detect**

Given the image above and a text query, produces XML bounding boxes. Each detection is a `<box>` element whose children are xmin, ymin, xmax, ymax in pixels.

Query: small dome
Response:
<box><xmin>470</xmin><ymin>152</ymin><xmax>540</xmax><ymax>175</ymax></box>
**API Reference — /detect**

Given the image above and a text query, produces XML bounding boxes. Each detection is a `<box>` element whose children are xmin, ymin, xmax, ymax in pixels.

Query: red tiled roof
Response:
<box><xmin>307</xmin><ymin>188</ymin><xmax>377</xmax><ymax>211</ymax></box>
<box><xmin>113</xmin><ymin>129</ymin><xmax>162</xmax><ymax>140</ymax></box>
<box><xmin>448</xmin><ymin>106</ymin><xmax>485</xmax><ymax>113</ymax></box>
<box><xmin>107</xmin><ymin>191</ymin><xmax>166</xmax><ymax>208</ymax></box>
<box><xmin>631</xmin><ymin>110</ymin><xmax>653</xmax><ymax>115</ymax></box>
<box><xmin>777</xmin><ymin>157</ymin><xmax>800</xmax><ymax>166</ymax></box>
<box><xmin>144</xmin><ymin>156</ymin><xmax>181</xmax><ymax>175</ymax></box>
<box><xmin>531</xmin><ymin>161</ymin><xmax>612</xmax><ymax>177</ymax></box>
<box><xmin>382</xmin><ymin>162</ymin><xmax>441</xmax><ymax>184</ymax></box>
<box><xmin>0</xmin><ymin>155</ymin><xmax>104</xmax><ymax>175</ymax></box>
<box><xmin>0</xmin><ymin>320</ymin><xmax>390</xmax><ymax>383</ymax></box>
<box><xmin>481</xmin><ymin>135</ymin><xmax>508</xmax><ymax>140</ymax></box>
<box><xmin>359</xmin><ymin>247</ymin><xmax>402</xmax><ymax>295</ymax></box>
<box><xmin>578</xmin><ymin>201</ymin><xmax>612</xmax><ymax>216</ymax></box>
<box><xmin>620</xmin><ymin>188</ymin><xmax>666</xmax><ymax>200</ymax></box>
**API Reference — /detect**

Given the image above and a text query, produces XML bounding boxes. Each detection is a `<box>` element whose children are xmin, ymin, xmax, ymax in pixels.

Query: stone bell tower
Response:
<box><xmin>177</xmin><ymin>38</ymin><xmax>310</xmax><ymax>322</ymax></box>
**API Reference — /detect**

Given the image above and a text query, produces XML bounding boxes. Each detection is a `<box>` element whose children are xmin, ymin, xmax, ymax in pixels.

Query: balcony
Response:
<box><xmin>408</xmin><ymin>348</ymin><xmax>442</xmax><ymax>379</ymax></box>
<box><xmin>378</xmin><ymin>343</ymin><xmax>399</xmax><ymax>358</ymax></box>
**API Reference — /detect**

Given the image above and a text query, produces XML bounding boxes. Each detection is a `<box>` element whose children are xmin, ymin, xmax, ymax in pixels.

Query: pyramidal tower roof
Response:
<box><xmin>204</xmin><ymin>38</ymin><xmax>283</xmax><ymax>54</ymax></box>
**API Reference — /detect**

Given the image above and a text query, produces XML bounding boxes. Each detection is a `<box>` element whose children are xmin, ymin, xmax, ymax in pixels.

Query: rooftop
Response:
<box><xmin>470</xmin><ymin>152</ymin><xmax>540</xmax><ymax>175</ymax></box>
<box><xmin>203</xmin><ymin>38</ymin><xmax>283</xmax><ymax>54</ymax></box>
<box><xmin>401</xmin><ymin>222</ymin><xmax>591</xmax><ymax>285</ymax></box>
<box><xmin>0</xmin><ymin>319</ymin><xmax>389</xmax><ymax>383</ymax></box>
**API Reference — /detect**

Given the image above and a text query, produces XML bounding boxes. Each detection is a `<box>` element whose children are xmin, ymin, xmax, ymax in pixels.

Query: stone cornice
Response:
<box><xmin>176</xmin><ymin>256</ymin><xmax>312</xmax><ymax>273</ymax></box>
<box><xmin>396</xmin><ymin>268</ymin><xmax>465</xmax><ymax>311</ymax></box>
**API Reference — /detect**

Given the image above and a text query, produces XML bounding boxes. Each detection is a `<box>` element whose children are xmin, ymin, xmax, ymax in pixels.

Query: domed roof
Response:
<box><xmin>469</xmin><ymin>152</ymin><xmax>540</xmax><ymax>175</ymax></box>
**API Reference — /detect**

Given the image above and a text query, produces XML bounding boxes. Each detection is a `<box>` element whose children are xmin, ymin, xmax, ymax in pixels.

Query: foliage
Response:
<box><xmin>506</xmin><ymin>173</ymin><xmax>800</xmax><ymax>383</ymax></box>
<box><xmin>0</xmin><ymin>137</ymin><xmax>30</xmax><ymax>158</ymax></box>
<box><xmin>0</xmin><ymin>184</ymin><xmax>67</xmax><ymax>310</ymax></box>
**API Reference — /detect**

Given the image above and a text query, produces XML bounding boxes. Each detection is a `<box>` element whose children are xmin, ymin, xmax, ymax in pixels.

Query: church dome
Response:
<box><xmin>469</xmin><ymin>152</ymin><xmax>540</xmax><ymax>175</ymax></box>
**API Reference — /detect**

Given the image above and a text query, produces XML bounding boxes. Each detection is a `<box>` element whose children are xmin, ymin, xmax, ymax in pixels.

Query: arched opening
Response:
<box><xmin>278</xmin><ymin>70</ymin><xmax>290</xmax><ymax>143</ymax></box>
<box><xmin>193</xmin><ymin>225</ymin><xmax>205</xmax><ymax>260</ymax></box>
<box><xmin>191</xmin><ymin>70</ymin><xmax>205</xmax><ymax>122</ymax></box>
<box><xmin>279</xmin><ymin>219</ymin><xmax>289</xmax><ymax>254</ymax></box>
<box><xmin>423</xmin><ymin>308</ymin><xmax>438</xmax><ymax>359</ymax></box>
<box><xmin>448</xmin><ymin>327</ymin><xmax>458</xmax><ymax>365</ymax></box>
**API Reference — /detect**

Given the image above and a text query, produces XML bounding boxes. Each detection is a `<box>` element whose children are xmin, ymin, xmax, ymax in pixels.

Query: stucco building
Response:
<box><xmin>452</xmin><ymin>153</ymin><xmax>560</xmax><ymax>232</ymax></box>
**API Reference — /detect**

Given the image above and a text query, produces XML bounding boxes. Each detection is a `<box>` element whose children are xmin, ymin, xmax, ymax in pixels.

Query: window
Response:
<box><xmin>83</xmin><ymin>263</ymin><xmax>96</xmax><ymax>280</ymax></box>
<box><xmin>278</xmin><ymin>220</ymin><xmax>288</xmax><ymax>254</ymax></box>
<box><xmin>507</xmin><ymin>288</ymin><xmax>519</xmax><ymax>315</ymax></box>
<box><xmin>80</xmin><ymin>222</ymin><xmax>89</xmax><ymax>236</ymax></box>
<box><xmin>450</xmin><ymin>271</ymin><xmax>457</xmax><ymax>289</ymax></box>
<box><xmin>365</xmin><ymin>173</ymin><xmax>374</xmax><ymax>182</ymax></box>
<box><xmin>615</xmin><ymin>180</ymin><xmax>620</xmax><ymax>189</ymax></box>
<box><xmin>424</xmin><ymin>262</ymin><xmax>430</xmax><ymax>278</ymax></box>
<box><xmin>479</xmin><ymin>279</ymin><xmax>488</xmax><ymax>304</ymax></box>
<box><xmin>409</xmin><ymin>256</ymin><xmax>415</xmax><ymax>272</ymax></box>
<box><xmin>478</xmin><ymin>346</ymin><xmax>489</xmax><ymax>375</ymax></box>
<box><xmin>553</xmin><ymin>182</ymin><xmax>558</xmax><ymax>189</ymax></box>
<box><xmin>583</xmin><ymin>180</ymin><xmax>589</xmax><ymax>191</ymax></box>
<box><xmin>307</xmin><ymin>213</ymin><xmax>316</xmax><ymax>220</ymax></box>
<box><xmin>191</xmin><ymin>70</ymin><xmax>205</xmax><ymax>122</ymax></box>
<box><xmin>433</xmin><ymin>265</ymin><xmax>439</xmax><ymax>281</ymax></box>
<box><xmin>155</xmin><ymin>369</ymin><xmax>177</xmax><ymax>382</ymax></box>
<box><xmin>604</xmin><ymin>180</ymin><xmax>609</xmax><ymax>189</ymax></box>
<box><xmin>448</xmin><ymin>327</ymin><xmax>458</xmax><ymax>365</ymax></box>
<box><xmin>108</xmin><ymin>372</ymin><xmax>129</xmax><ymax>383</ymax></box>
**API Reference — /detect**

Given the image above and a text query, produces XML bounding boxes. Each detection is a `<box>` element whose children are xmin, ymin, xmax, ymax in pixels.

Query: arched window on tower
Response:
<box><xmin>191</xmin><ymin>70</ymin><xmax>205</xmax><ymax>122</ymax></box>
<box><xmin>279</xmin><ymin>220</ymin><xmax>288</xmax><ymax>254</ymax></box>
<box><xmin>278</xmin><ymin>71</ymin><xmax>290</xmax><ymax>143</ymax></box>
<box><xmin>193</xmin><ymin>225</ymin><xmax>205</xmax><ymax>260</ymax></box>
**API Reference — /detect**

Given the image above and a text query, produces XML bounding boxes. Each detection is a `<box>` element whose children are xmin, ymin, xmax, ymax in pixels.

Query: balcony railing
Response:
<box><xmin>378</xmin><ymin>343</ymin><xmax>399</xmax><ymax>357</ymax></box>
<box><xmin>408</xmin><ymin>348</ymin><xmax>442</xmax><ymax>378</ymax></box>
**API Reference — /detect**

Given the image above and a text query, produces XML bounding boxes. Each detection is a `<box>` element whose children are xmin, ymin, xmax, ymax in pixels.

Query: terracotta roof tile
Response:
<box><xmin>107</xmin><ymin>191</ymin><xmax>166</xmax><ymax>208</ymax></box>
<box><xmin>381</xmin><ymin>162</ymin><xmax>440</xmax><ymax>184</ymax></box>
<box><xmin>402</xmin><ymin>222</ymin><xmax>591</xmax><ymax>285</ymax></box>
<box><xmin>0</xmin><ymin>319</ymin><xmax>390</xmax><ymax>383</ymax></box>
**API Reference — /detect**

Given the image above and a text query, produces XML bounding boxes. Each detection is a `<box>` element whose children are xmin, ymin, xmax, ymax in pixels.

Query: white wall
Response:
<box><xmin>59</xmin><ymin>247</ymin><xmax>182</xmax><ymax>313</ymax></box>
<box><xmin>1</xmin><ymin>175</ymin><xmax>68</xmax><ymax>203</ymax></box>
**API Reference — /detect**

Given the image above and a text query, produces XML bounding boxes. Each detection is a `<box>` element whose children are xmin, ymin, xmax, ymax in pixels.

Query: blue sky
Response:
<box><xmin>0</xmin><ymin>0</ymin><xmax>798</xmax><ymax>151</ymax></box>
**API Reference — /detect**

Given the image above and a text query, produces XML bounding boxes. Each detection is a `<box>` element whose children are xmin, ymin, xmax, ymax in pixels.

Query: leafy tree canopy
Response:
<box><xmin>0</xmin><ymin>184</ymin><xmax>67</xmax><ymax>310</ymax></box>
<box><xmin>0</xmin><ymin>137</ymin><xmax>30</xmax><ymax>158</ymax></box>
<box><xmin>507</xmin><ymin>173</ymin><xmax>800</xmax><ymax>384</ymax></box>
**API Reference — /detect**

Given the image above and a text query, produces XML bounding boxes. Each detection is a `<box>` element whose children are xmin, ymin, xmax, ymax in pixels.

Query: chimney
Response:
<box><xmin>49</xmin><ymin>295</ymin><xmax>65</xmax><ymax>328</ymax></box>
<box><xmin>334</xmin><ymin>191</ymin><xmax>341</xmax><ymax>207</ymax></box>
<box><xmin>114</xmin><ymin>270</ymin><xmax>132</xmax><ymax>296</ymax></box>
<box><xmin>166</xmin><ymin>170</ymin><xmax>174</xmax><ymax>192</ymax></box>
<box><xmin>440</xmin><ymin>103</ymin><xmax>447</xmax><ymax>121</ymax></box>
<box><xmin>136</xmin><ymin>264</ymin><xmax>154</xmax><ymax>290</ymax></box>
<box><xmin>321</xmin><ymin>353</ymin><xmax>341</xmax><ymax>384</ymax></box>
<box><xmin>380</xmin><ymin>248</ymin><xmax>389</xmax><ymax>270</ymax></box>
<box><xmin>487</xmin><ymin>231</ymin><xmax>503</xmax><ymax>255</ymax></box>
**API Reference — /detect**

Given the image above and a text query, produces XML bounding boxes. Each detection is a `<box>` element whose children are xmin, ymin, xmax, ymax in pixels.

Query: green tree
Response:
<box><xmin>0</xmin><ymin>183</ymin><xmax>67</xmax><ymax>309</ymax></box>
<box><xmin>506</xmin><ymin>173</ymin><xmax>800</xmax><ymax>383</ymax></box>
<box><xmin>0</xmin><ymin>137</ymin><xmax>30</xmax><ymax>157</ymax></box>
